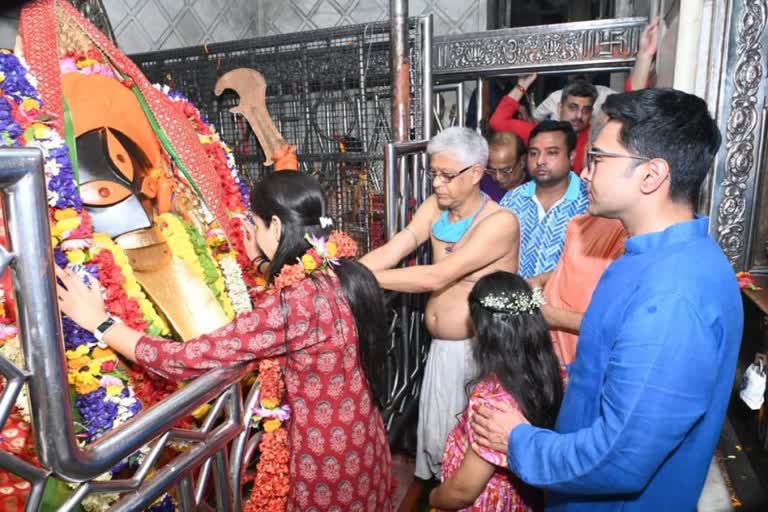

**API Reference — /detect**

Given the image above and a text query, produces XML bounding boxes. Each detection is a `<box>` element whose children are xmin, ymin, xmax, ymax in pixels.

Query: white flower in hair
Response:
<box><xmin>480</xmin><ymin>287</ymin><xmax>546</xmax><ymax>314</ymax></box>
<box><xmin>319</xmin><ymin>216</ymin><xmax>334</xmax><ymax>228</ymax></box>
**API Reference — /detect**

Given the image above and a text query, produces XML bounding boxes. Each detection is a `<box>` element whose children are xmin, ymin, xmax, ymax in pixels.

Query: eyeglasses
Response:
<box><xmin>429</xmin><ymin>164</ymin><xmax>474</xmax><ymax>183</ymax></box>
<box><xmin>485</xmin><ymin>164</ymin><xmax>519</xmax><ymax>176</ymax></box>
<box><xmin>586</xmin><ymin>150</ymin><xmax>652</xmax><ymax>172</ymax></box>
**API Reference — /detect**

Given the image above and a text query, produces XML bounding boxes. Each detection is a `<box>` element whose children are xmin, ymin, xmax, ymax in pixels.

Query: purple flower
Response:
<box><xmin>75</xmin><ymin>388</ymin><xmax>119</xmax><ymax>439</ymax></box>
<box><xmin>53</xmin><ymin>247</ymin><xmax>68</xmax><ymax>268</ymax></box>
<box><xmin>61</xmin><ymin>315</ymin><xmax>96</xmax><ymax>350</ymax></box>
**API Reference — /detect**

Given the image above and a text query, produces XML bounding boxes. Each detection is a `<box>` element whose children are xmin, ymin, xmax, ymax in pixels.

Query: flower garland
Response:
<box><xmin>91</xmin><ymin>233</ymin><xmax>171</xmax><ymax>336</ymax></box>
<box><xmin>207</xmin><ymin>226</ymin><xmax>252</xmax><ymax>315</ymax></box>
<box><xmin>737</xmin><ymin>271</ymin><xmax>763</xmax><ymax>291</ymax></box>
<box><xmin>183</xmin><ymin>221</ymin><xmax>235</xmax><ymax>320</ymax></box>
<box><xmin>156</xmin><ymin>212</ymin><xmax>235</xmax><ymax>318</ymax></box>
<box><xmin>244</xmin><ymin>359</ymin><xmax>290</xmax><ymax>512</ymax></box>
<box><xmin>155</xmin><ymin>83</ymin><xmax>257</xmax><ymax>292</ymax></box>
<box><xmin>241</xmin><ymin>230</ymin><xmax>358</xmax><ymax>511</ymax></box>
<box><xmin>0</xmin><ymin>52</ymin><xmax>162</xmax><ymax>512</ymax></box>
<box><xmin>271</xmin><ymin>231</ymin><xmax>359</xmax><ymax>290</ymax></box>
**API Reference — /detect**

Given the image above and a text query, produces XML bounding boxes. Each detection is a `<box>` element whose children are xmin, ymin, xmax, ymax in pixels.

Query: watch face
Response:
<box><xmin>97</xmin><ymin>317</ymin><xmax>115</xmax><ymax>334</ymax></box>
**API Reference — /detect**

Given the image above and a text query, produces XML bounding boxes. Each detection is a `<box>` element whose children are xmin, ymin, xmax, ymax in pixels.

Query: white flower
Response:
<box><xmin>220</xmin><ymin>255</ymin><xmax>252</xmax><ymax>314</ymax></box>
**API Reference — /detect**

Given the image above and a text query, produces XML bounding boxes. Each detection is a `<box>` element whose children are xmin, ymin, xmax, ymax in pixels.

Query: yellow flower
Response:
<box><xmin>21</xmin><ymin>98</ymin><xmax>40</xmax><ymax>111</ymax></box>
<box><xmin>0</xmin><ymin>72</ymin><xmax>5</xmax><ymax>83</ymax></box>
<box><xmin>92</xmin><ymin>347</ymin><xmax>116</xmax><ymax>362</ymax></box>
<box><xmin>67</xmin><ymin>355</ymin><xmax>91</xmax><ymax>370</ymax></box>
<box><xmin>301</xmin><ymin>253</ymin><xmax>318</xmax><ymax>272</ymax></box>
<box><xmin>66</xmin><ymin>344</ymin><xmax>90</xmax><ymax>360</ymax></box>
<box><xmin>54</xmin><ymin>209</ymin><xmax>78</xmax><ymax>221</ymax></box>
<box><xmin>263</xmin><ymin>418</ymin><xmax>282</xmax><ymax>433</ymax></box>
<box><xmin>76</xmin><ymin>58</ymin><xmax>98</xmax><ymax>69</ymax></box>
<box><xmin>54</xmin><ymin>218</ymin><xmax>81</xmax><ymax>236</ymax></box>
<box><xmin>68</xmin><ymin>362</ymin><xmax>102</xmax><ymax>395</ymax></box>
<box><xmin>124</xmin><ymin>281</ymin><xmax>142</xmax><ymax>296</ymax></box>
<box><xmin>261</xmin><ymin>398</ymin><xmax>279</xmax><ymax>409</ymax></box>
<box><xmin>31</xmin><ymin>123</ymin><xmax>49</xmax><ymax>139</ymax></box>
<box><xmin>105</xmin><ymin>385</ymin><xmax>124</xmax><ymax>396</ymax></box>
<box><xmin>92</xmin><ymin>233</ymin><xmax>111</xmax><ymax>245</ymax></box>
<box><xmin>326</xmin><ymin>241</ymin><xmax>337</xmax><ymax>259</ymax></box>
<box><xmin>192</xmin><ymin>403</ymin><xmax>211</xmax><ymax>420</ymax></box>
<box><xmin>66</xmin><ymin>250</ymin><xmax>86</xmax><ymax>265</ymax></box>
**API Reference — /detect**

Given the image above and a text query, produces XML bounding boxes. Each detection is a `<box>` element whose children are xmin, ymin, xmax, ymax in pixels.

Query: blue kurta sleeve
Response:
<box><xmin>507</xmin><ymin>291</ymin><xmax>722</xmax><ymax>494</ymax></box>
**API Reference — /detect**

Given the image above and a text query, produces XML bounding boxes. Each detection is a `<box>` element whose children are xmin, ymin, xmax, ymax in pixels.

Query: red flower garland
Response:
<box><xmin>243</xmin><ymin>359</ymin><xmax>290</xmax><ymax>511</ymax></box>
<box><xmin>91</xmin><ymin>249</ymin><xmax>193</xmax><ymax>421</ymax></box>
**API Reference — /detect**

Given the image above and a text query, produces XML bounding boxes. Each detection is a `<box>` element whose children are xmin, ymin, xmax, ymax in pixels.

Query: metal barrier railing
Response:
<box><xmin>381</xmin><ymin>138</ymin><xmax>433</xmax><ymax>441</ymax></box>
<box><xmin>0</xmin><ymin>148</ymin><xmax>261</xmax><ymax>510</ymax></box>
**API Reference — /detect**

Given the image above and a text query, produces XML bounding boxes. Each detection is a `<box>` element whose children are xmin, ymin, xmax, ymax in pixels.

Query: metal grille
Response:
<box><xmin>130</xmin><ymin>19</ymin><xmax>423</xmax><ymax>253</ymax></box>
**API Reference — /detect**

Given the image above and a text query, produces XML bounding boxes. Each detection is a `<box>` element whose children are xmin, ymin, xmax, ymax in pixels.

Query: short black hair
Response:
<box><xmin>562</xmin><ymin>79</ymin><xmax>598</xmax><ymax>103</ymax></box>
<box><xmin>529</xmin><ymin>120</ymin><xmax>577</xmax><ymax>154</ymax></box>
<box><xmin>601</xmin><ymin>88</ymin><xmax>722</xmax><ymax>206</ymax></box>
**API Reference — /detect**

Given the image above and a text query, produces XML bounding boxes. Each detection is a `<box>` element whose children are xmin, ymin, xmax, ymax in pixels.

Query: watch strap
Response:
<box><xmin>94</xmin><ymin>316</ymin><xmax>122</xmax><ymax>342</ymax></box>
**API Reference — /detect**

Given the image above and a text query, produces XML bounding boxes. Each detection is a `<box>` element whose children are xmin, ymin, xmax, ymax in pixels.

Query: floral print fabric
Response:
<box><xmin>135</xmin><ymin>275</ymin><xmax>393</xmax><ymax>511</ymax></box>
<box><xmin>440</xmin><ymin>377</ymin><xmax>541</xmax><ymax>512</ymax></box>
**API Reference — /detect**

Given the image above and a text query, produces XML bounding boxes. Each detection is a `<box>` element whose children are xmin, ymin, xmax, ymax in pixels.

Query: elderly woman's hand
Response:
<box><xmin>55</xmin><ymin>266</ymin><xmax>109</xmax><ymax>332</ymax></box>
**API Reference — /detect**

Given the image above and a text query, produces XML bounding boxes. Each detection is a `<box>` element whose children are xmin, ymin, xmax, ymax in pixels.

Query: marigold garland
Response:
<box><xmin>244</xmin><ymin>359</ymin><xmax>290</xmax><ymax>512</ymax></box>
<box><xmin>183</xmin><ymin>222</ymin><xmax>235</xmax><ymax>320</ymax></box>
<box><xmin>271</xmin><ymin>230</ymin><xmax>358</xmax><ymax>291</ymax></box>
<box><xmin>91</xmin><ymin>233</ymin><xmax>171</xmax><ymax>337</ymax></box>
<box><xmin>157</xmin><ymin>83</ymin><xmax>257</xmax><ymax>291</ymax></box>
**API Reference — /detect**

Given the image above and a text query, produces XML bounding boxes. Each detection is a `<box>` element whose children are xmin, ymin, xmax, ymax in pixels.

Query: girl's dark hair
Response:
<box><xmin>249</xmin><ymin>172</ymin><xmax>388</xmax><ymax>405</ymax></box>
<box><xmin>469</xmin><ymin>271</ymin><xmax>563</xmax><ymax>428</ymax></box>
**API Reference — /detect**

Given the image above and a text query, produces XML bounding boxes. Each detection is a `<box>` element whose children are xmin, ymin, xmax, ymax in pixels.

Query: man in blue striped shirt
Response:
<box><xmin>499</xmin><ymin>121</ymin><xmax>589</xmax><ymax>277</ymax></box>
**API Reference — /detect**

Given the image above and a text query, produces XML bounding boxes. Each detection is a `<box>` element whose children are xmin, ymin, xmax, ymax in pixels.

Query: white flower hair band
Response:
<box><xmin>480</xmin><ymin>287</ymin><xmax>546</xmax><ymax>314</ymax></box>
<box><xmin>319</xmin><ymin>216</ymin><xmax>334</xmax><ymax>228</ymax></box>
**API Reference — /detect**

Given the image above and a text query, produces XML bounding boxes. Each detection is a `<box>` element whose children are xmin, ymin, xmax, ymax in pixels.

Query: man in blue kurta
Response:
<box><xmin>472</xmin><ymin>88</ymin><xmax>743</xmax><ymax>511</ymax></box>
<box><xmin>499</xmin><ymin>121</ymin><xmax>589</xmax><ymax>278</ymax></box>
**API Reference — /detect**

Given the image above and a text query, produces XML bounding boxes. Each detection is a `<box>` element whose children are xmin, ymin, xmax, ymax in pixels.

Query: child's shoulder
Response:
<box><xmin>470</xmin><ymin>375</ymin><xmax>517</xmax><ymax>407</ymax></box>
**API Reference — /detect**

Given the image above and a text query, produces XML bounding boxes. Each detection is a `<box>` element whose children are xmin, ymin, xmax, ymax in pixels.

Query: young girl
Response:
<box><xmin>430</xmin><ymin>271</ymin><xmax>563</xmax><ymax>511</ymax></box>
<box><xmin>56</xmin><ymin>172</ymin><xmax>393</xmax><ymax>511</ymax></box>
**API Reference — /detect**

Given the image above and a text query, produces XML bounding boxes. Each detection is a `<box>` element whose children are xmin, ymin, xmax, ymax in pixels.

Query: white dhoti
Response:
<box><xmin>415</xmin><ymin>337</ymin><xmax>477</xmax><ymax>480</ymax></box>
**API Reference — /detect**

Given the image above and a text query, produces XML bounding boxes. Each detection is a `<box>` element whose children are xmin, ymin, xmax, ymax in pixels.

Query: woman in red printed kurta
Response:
<box><xmin>56</xmin><ymin>172</ymin><xmax>393</xmax><ymax>511</ymax></box>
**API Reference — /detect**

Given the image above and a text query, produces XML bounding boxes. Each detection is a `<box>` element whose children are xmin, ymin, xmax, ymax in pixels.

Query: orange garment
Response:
<box><xmin>544</xmin><ymin>214</ymin><xmax>627</xmax><ymax>366</ymax></box>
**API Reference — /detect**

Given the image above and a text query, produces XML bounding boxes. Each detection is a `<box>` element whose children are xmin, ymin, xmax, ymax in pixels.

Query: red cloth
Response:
<box><xmin>135</xmin><ymin>275</ymin><xmax>393</xmax><ymax>511</ymax></box>
<box><xmin>19</xmin><ymin>0</ymin><xmax>233</xmax><ymax>239</ymax></box>
<box><xmin>488</xmin><ymin>97</ymin><xmax>590</xmax><ymax>175</ymax></box>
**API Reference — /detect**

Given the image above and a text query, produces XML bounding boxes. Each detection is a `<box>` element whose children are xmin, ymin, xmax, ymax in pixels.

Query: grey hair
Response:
<box><xmin>426</xmin><ymin>127</ymin><xmax>489</xmax><ymax>167</ymax></box>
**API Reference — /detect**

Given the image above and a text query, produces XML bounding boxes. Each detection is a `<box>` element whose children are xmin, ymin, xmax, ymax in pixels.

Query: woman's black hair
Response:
<box><xmin>469</xmin><ymin>271</ymin><xmax>563</xmax><ymax>428</ymax></box>
<box><xmin>249</xmin><ymin>172</ymin><xmax>388</xmax><ymax>406</ymax></box>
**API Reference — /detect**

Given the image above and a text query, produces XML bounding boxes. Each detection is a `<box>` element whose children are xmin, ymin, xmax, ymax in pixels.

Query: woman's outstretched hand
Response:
<box><xmin>55</xmin><ymin>266</ymin><xmax>109</xmax><ymax>332</ymax></box>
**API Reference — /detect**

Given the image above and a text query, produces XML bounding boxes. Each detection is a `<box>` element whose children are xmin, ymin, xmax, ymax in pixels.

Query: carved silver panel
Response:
<box><xmin>432</xmin><ymin>16</ymin><xmax>647</xmax><ymax>78</ymax></box>
<box><xmin>709</xmin><ymin>0</ymin><xmax>768</xmax><ymax>271</ymax></box>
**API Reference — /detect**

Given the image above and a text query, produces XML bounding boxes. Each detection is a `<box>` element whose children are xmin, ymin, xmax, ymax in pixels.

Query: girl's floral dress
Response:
<box><xmin>439</xmin><ymin>376</ymin><xmax>543</xmax><ymax>512</ymax></box>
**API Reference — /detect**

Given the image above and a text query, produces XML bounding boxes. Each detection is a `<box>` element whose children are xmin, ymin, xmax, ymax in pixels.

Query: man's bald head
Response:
<box><xmin>489</xmin><ymin>131</ymin><xmax>524</xmax><ymax>161</ymax></box>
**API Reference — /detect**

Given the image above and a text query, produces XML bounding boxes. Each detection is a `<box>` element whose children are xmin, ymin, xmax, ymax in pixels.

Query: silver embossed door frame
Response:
<box><xmin>707</xmin><ymin>0</ymin><xmax>768</xmax><ymax>274</ymax></box>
